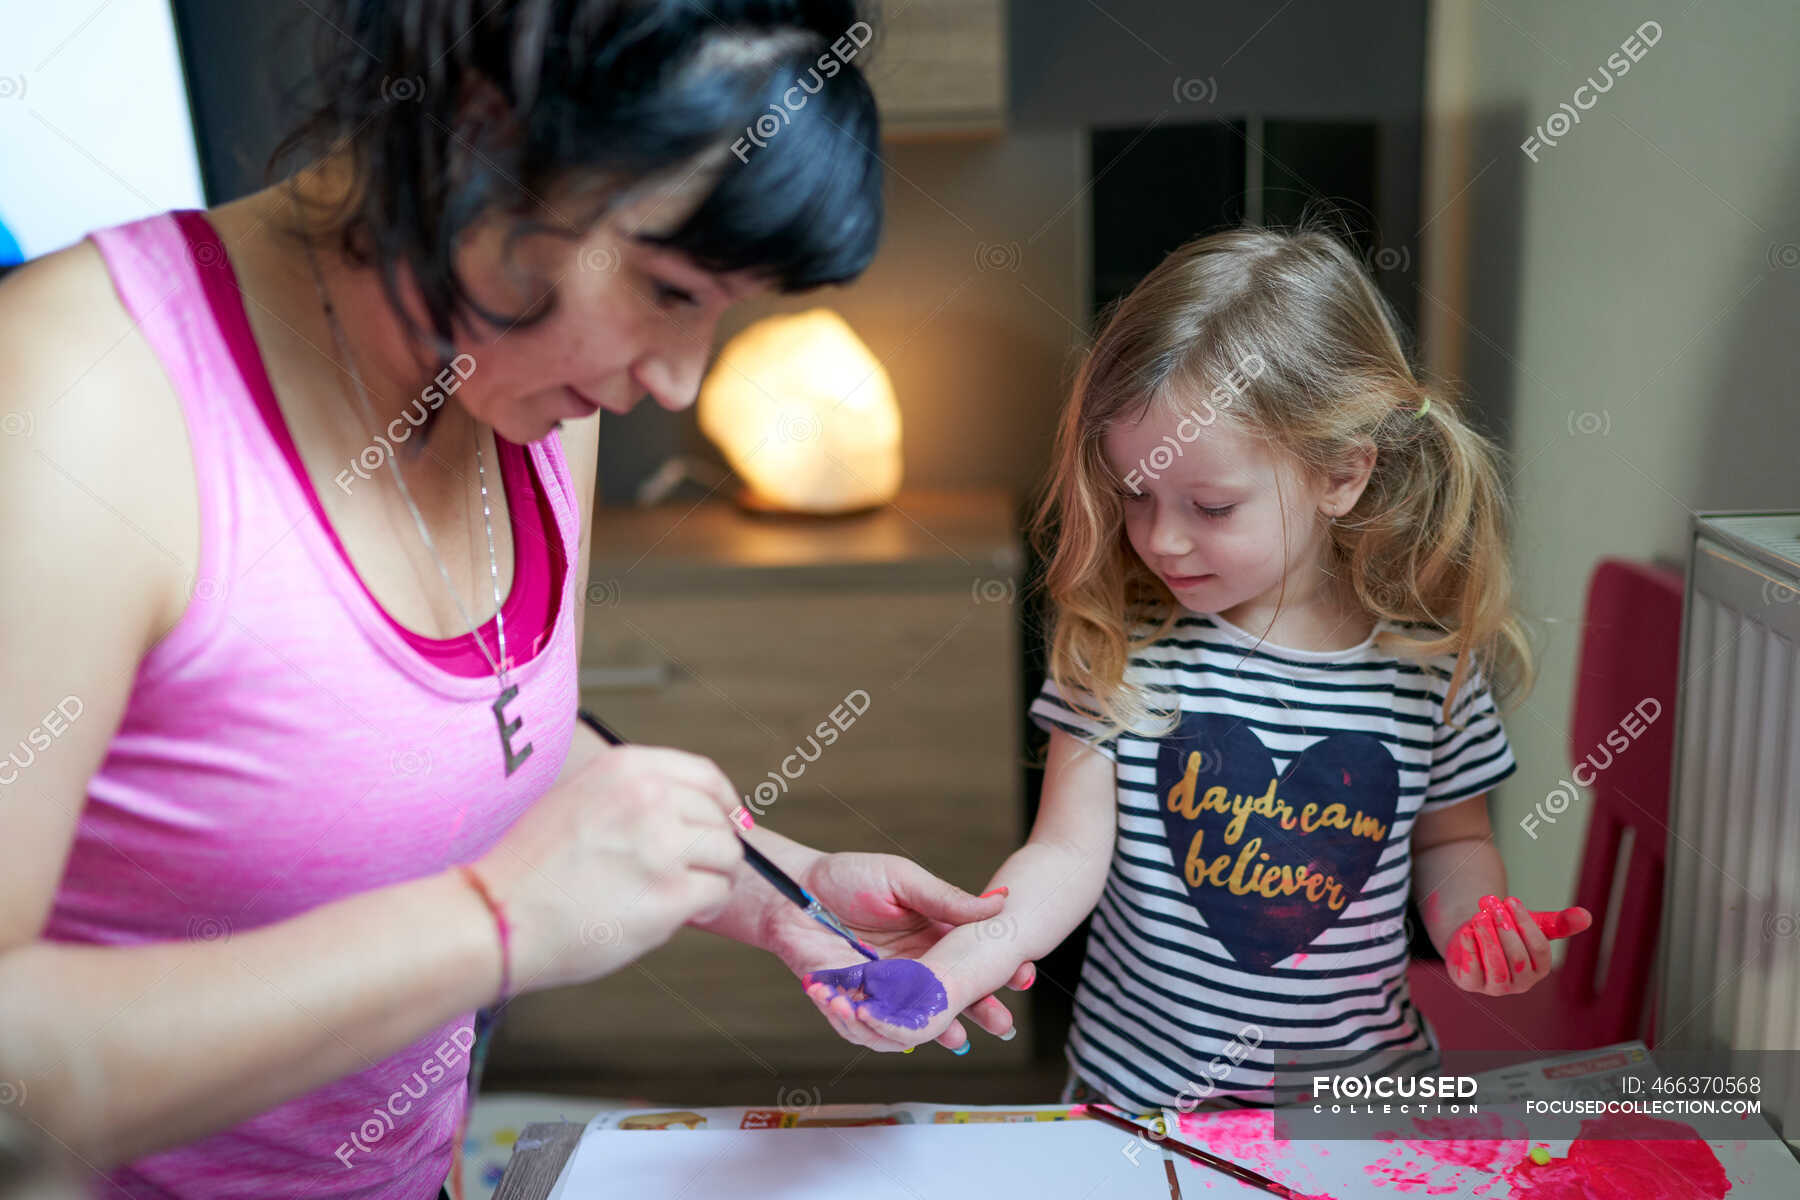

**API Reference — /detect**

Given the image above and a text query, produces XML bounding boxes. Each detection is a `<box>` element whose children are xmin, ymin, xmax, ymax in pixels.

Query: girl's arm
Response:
<box><xmin>1412</xmin><ymin>796</ymin><xmax>1590</xmax><ymax>996</ymax></box>
<box><xmin>806</xmin><ymin>728</ymin><xmax>1117</xmax><ymax>1049</ymax></box>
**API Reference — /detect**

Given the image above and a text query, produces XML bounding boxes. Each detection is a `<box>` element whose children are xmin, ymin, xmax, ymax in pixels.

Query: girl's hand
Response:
<box><xmin>470</xmin><ymin>746</ymin><xmax>745</xmax><ymax>994</ymax></box>
<box><xmin>766</xmin><ymin>858</ymin><xmax>1032</xmax><ymax>1052</ymax></box>
<box><xmin>1445</xmin><ymin>895</ymin><xmax>1592</xmax><ymax>996</ymax></box>
<box><xmin>802</xmin><ymin>958</ymin><xmax>965</xmax><ymax>1052</ymax></box>
<box><xmin>805</xmin><ymin>943</ymin><xmax>1036</xmax><ymax>1053</ymax></box>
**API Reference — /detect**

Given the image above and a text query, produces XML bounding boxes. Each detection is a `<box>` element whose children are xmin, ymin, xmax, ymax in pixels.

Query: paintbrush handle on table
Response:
<box><xmin>1080</xmin><ymin>1104</ymin><xmax>1311</xmax><ymax>1199</ymax></box>
<box><xmin>576</xmin><ymin>709</ymin><xmax>879</xmax><ymax>961</ymax></box>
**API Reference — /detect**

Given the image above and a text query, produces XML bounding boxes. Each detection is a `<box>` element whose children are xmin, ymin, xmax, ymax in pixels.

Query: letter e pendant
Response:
<box><xmin>492</xmin><ymin>684</ymin><xmax>534</xmax><ymax>777</ymax></box>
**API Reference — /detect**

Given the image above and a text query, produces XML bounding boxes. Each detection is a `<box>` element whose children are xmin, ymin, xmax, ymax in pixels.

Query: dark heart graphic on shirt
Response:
<box><xmin>1156</xmin><ymin>714</ymin><xmax>1399</xmax><ymax>970</ymax></box>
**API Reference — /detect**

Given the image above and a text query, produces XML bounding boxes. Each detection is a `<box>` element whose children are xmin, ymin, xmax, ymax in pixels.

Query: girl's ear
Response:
<box><xmin>1319</xmin><ymin>439</ymin><xmax>1377</xmax><ymax>518</ymax></box>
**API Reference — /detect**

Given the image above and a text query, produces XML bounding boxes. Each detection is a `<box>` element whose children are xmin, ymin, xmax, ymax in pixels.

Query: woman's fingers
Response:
<box><xmin>614</xmin><ymin>746</ymin><xmax>742</xmax><ymax>816</ymax></box>
<box><xmin>882</xmin><ymin>858</ymin><xmax>1007</xmax><ymax>928</ymax></box>
<box><xmin>1006</xmin><ymin>962</ymin><xmax>1036</xmax><ymax>991</ymax></box>
<box><xmin>932</xmin><ymin>1017</ymin><xmax>970</xmax><ymax>1054</ymax></box>
<box><xmin>668</xmin><ymin>815</ymin><xmax>746</xmax><ymax>878</ymax></box>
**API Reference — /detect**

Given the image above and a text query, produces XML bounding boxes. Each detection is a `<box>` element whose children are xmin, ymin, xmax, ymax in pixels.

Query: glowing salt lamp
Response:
<box><xmin>697</xmin><ymin>309</ymin><xmax>902</xmax><ymax>514</ymax></box>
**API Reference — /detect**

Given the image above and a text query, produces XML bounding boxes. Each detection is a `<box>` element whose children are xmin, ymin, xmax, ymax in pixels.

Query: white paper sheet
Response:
<box><xmin>547</xmin><ymin>1118</ymin><xmax>1181</xmax><ymax>1199</ymax></box>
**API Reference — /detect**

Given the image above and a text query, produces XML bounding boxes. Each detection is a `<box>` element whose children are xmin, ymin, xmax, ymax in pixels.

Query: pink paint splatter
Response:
<box><xmin>1364</xmin><ymin>1112</ymin><xmax>1530</xmax><ymax>1195</ymax></box>
<box><xmin>1171</xmin><ymin>1110</ymin><xmax>1338</xmax><ymax>1199</ymax></box>
<box><xmin>1177</xmin><ymin>1107</ymin><xmax>1280</xmax><ymax>1164</ymax></box>
<box><xmin>1406</xmin><ymin>1113</ymin><xmax>1529</xmax><ymax>1170</ymax></box>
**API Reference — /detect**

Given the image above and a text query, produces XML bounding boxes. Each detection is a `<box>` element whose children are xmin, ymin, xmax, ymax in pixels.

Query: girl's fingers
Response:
<box><xmin>959</xmin><ymin>992</ymin><xmax>1016</xmax><ymax>1040</ymax></box>
<box><xmin>804</xmin><ymin>982</ymin><xmax>860</xmax><ymax>1043</ymax></box>
<box><xmin>807</xmin><ymin>980</ymin><xmax>916</xmax><ymax>1052</ymax></box>
<box><xmin>1447</xmin><ymin>926</ymin><xmax>1485</xmax><ymax>989</ymax></box>
<box><xmin>846</xmin><ymin>1006</ymin><xmax>922</xmax><ymax>1052</ymax></box>
<box><xmin>933</xmin><ymin>1017</ymin><xmax>970</xmax><ymax>1054</ymax></box>
<box><xmin>1509</xmin><ymin>897</ymin><xmax>1552</xmax><ymax>975</ymax></box>
<box><xmin>1531</xmin><ymin>905</ymin><xmax>1594</xmax><ymax>940</ymax></box>
<box><xmin>1006</xmin><ymin>962</ymin><xmax>1036</xmax><ymax>991</ymax></box>
<box><xmin>804</xmin><ymin>971</ymin><xmax>998</xmax><ymax>1055</ymax></box>
<box><xmin>1489</xmin><ymin>907</ymin><xmax>1532</xmax><ymax>983</ymax></box>
<box><xmin>1471</xmin><ymin>913</ymin><xmax>1512</xmax><ymax>989</ymax></box>
<box><xmin>807</xmin><ymin>981</ymin><xmax>893</xmax><ymax>1049</ymax></box>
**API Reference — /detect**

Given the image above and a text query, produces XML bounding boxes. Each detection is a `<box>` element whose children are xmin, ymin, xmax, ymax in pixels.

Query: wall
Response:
<box><xmin>167</xmin><ymin>2</ymin><xmax>1429</xmax><ymax>509</ymax></box>
<box><xmin>1423</xmin><ymin>0</ymin><xmax>1800</xmax><ymax>904</ymax></box>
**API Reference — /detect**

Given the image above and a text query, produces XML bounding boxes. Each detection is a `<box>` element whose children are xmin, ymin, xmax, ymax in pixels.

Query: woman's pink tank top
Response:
<box><xmin>46</xmin><ymin>210</ymin><xmax>582</xmax><ymax>1198</ymax></box>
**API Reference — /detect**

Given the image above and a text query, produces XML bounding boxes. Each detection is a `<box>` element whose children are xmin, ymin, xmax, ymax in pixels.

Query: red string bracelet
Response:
<box><xmin>457</xmin><ymin>863</ymin><xmax>511</xmax><ymax>1004</ymax></box>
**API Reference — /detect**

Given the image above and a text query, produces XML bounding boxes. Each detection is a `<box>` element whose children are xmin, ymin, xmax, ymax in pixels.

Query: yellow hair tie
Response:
<box><xmin>1414</xmin><ymin>397</ymin><xmax>1431</xmax><ymax>418</ymax></box>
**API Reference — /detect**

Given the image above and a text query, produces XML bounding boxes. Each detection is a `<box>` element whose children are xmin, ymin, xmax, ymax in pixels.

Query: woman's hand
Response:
<box><xmin>763</xmin><ymin>853</ymin><xmax>1034</xmax><ymax>1052</ymax></box>
<box><xmin>1444</xmin><ymin>894</ymin><xmax>1592</xmax><ymax>996</ymax></box>
<box><xmin>470</xmin><ymin>745</ymin><xmax>745</xmax><ymax>995</ymax></box>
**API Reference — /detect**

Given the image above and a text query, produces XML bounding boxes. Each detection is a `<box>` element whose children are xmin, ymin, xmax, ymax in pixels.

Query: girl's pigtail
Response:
<box><xmin>1347</xmin><ymin>378</ymin><xmax>1535</xmax><ymax>722</ymax></box>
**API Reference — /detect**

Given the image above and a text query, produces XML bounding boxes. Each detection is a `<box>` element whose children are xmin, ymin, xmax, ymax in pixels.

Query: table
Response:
<box><xmin>487</xmin><ymin>1121</ymin><xmax>585</xmax><ymax>1200</ymax></box>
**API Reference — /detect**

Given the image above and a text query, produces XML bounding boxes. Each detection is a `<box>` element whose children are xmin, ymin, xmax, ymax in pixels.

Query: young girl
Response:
<box><xmin>804</xmin><ymin>227</ymin><xmax>1591</xmax><ymax>1108</ymax></box>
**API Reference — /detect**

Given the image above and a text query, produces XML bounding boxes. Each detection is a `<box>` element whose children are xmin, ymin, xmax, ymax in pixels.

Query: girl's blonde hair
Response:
<box><xmin>1032</xmin><ymin>225</ymin><xmax>1533</xmax><ymax>735</ymax></box>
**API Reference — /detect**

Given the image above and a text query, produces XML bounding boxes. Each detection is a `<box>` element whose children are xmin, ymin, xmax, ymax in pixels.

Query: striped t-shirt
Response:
<box><xmin>1029</xmin><ymin>611</ymin><xmax>1517</xmax><ymax>1110</ymax></box>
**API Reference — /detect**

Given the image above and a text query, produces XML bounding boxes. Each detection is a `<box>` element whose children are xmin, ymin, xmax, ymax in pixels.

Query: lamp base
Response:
<box><xmin>730</xmin><ymin>484</ymin><xmax>887</xmax><ymax>519</ymax></box>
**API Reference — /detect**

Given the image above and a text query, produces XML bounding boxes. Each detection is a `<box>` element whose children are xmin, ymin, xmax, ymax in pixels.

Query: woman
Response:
<box><xmin>0</xmin><ymin>2</ymin><xmax>1026</xmax><ymax>1195</ymax></box>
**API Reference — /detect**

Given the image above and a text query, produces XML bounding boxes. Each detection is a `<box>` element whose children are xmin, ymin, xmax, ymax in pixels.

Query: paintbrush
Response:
<box><xmin>1080</xmin><ymin>1103</ymin><xmax>1314</xmax><ymax>1199</ymax></box>
<box><xmin>577</xmin><ymin>708</ymin><xmax>879</xmax><ymax>962</ymax></box>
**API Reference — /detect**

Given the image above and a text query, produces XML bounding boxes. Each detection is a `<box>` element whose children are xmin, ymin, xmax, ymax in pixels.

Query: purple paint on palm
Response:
<box><xmin>806</xmin><ymin>959</ymin><xmax>948</xmax><ymax>1029</ymax></box>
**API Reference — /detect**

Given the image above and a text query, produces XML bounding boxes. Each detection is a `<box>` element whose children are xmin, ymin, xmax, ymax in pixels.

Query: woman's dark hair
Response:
<box><xmin>272</xmin><ymin>0</ymin><xmax>883</xmax><ymax>358</ymax></box>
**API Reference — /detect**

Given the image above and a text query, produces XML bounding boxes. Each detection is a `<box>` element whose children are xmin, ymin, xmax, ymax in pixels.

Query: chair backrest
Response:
<box><xmin>1556</xmin><ymin>558</ymin><xmax>1684</xmax><ymax>1044</ymax></box>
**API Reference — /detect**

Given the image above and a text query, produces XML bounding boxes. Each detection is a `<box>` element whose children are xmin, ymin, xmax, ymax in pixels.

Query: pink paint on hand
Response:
<box><xmin>1447</xmin><ymin>927</ymin><xmax>1479</xmax><ymax>977</ymax></box>
<box><xmin>1446</xmin><ymin>899</ymin><xmax>1592</xmax><ymax>981</ymax></box>
<box><xmin>1530</xmin><ymin>906</ymin><xmax>1592</xmax><ymax>940</ymax></box>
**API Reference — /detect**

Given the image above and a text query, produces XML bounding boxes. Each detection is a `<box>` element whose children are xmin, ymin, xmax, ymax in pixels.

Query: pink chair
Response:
<box><xmin>1406</xmin><ymin>558</ymin><xmax>1684</xmax><ymax>1053</ymax></box>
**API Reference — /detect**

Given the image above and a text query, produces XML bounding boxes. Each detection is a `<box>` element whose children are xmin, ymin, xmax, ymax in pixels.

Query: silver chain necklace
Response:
<box><xmin>305</xmin><ymin>242</ymin><xmax>534</xmax><ymax>777</ymax></box>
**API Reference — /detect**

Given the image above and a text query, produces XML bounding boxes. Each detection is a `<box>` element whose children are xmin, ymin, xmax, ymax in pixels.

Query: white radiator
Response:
<box><xmin>1660</xmin><ymin>511</ymin><xmax>1800</xmax><ymax>1142</ymax></box>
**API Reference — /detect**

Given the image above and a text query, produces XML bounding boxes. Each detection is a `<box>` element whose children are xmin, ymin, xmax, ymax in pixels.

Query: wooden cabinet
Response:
<box><xmin>491</xmin><ymin>491</ymin><xmax>1030</xmax><ymax>1082</ymax></box>
<box><xmin>865</xmin><ymin>0</ymin><xmax>1008</xmax><ymax>138</ymax></box>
